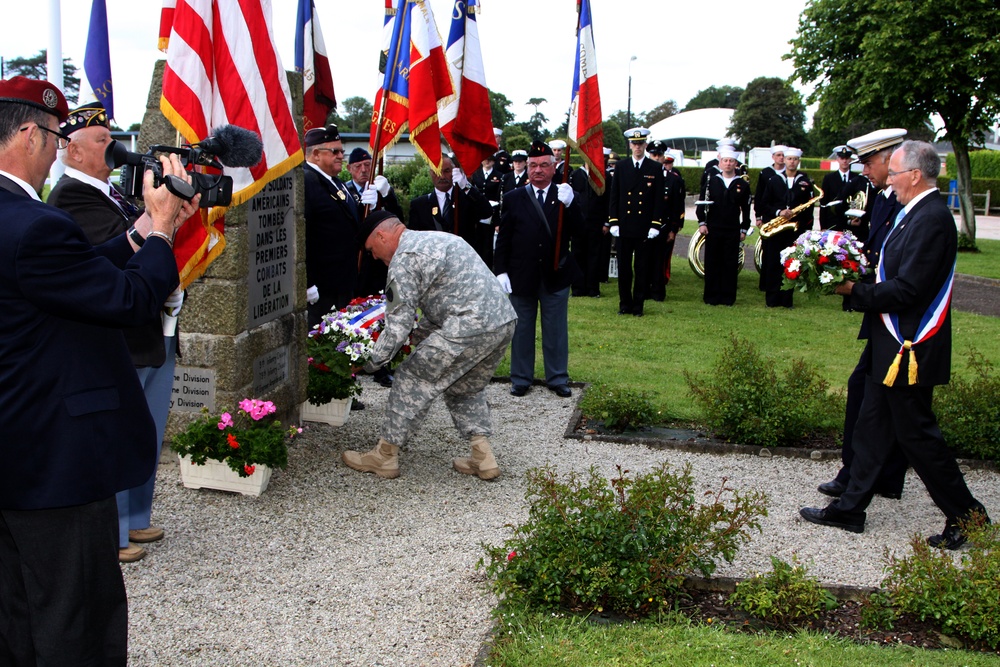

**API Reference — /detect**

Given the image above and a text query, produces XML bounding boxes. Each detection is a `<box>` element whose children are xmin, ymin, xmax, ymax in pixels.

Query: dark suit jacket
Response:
<box><xmin>407</xmin><ymin>185</ymin><xmax>492</xmax><ymax>244</ymax></box>
<box><xmin>757</xmin><ymin>171</ymin><xmax>816</xmax><ymax>233</ymax></box>
<box><xmin>850</xmin><ymin>191</ymin><xmax>954</xmax><ymax>386</ymax></box>
<box><xmin>820</xmin><ymin>169</ymin><xmax>853</xmax><ymax>229</ymax></box>
<box><xmin>0</xmin><ymin>180</ymin><xmax>178</xmax><ymax>510</ymax></box>
<box><xmin>304</xmin><ymin>164</ymin><xmax>360</xmax><ymax>317</ymax></box>
<box><xmin>854</xmin><ymin>189</ymin><xmax>903</xmax><ymax>339</ymax></box>
<box><xmin>344</xmin><ymin>179</ymin><xmax>403</xmax><ymax>298</ymax></box>
<box><xmin>47</xmin><ymin>175</ymin><xmax>166</xmax><ymax>367</ymax></box>
<box><xmin>495</xmin><ymin>184</ymin><xmax>582</xmax><ymax>294</ymax></box>
<box><xmin>608</xmin><ymin>157</ymin><xmax>665</xmax><ymax>238</ymax></box>
<box><xmin>502</xmin><ymin>170</ymin><xmax>528</xmax><ymax>194</ymax></box>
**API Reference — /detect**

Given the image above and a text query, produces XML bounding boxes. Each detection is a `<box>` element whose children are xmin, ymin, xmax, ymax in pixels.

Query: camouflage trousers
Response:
<box><xmin>383</xmin><ymin>321</ymin><xmax>516</xmax><ymax>447</ymax></box>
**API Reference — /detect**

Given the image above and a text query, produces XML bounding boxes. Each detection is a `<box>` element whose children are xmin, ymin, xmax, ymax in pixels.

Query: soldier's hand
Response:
<box><xmin>647</xmin><ymin>227</ymin><xmax>660</xmax><ymax>240</ymax></box>
<box><xmin>360</xmin><ymin>186</ymin><xmax>379</xmax><ymax>207</ymax></box>
<box><xmin>609</xmin><ymin>225</ymin><xmax>620</xmax><ymax>238</ymax></box>
<box><xmin>698</xmin><ymin>224</ymin><xmax>708</xmax><ymax>236</ymax></box>
<box><xmin>555</xmin><ymin>183</ymin><xmax>574</xmax><ymax>206</ymax></box>
<box><xmin>834</xmin><ymin>280</ymin><xmax>855</xmax><ymax>296</ymax></box>
<box><xmin>452</xmin><ymin>168</ymin><xmax>470</xmax><ymax>190</ymax></box>
<box><xmin>373</xmin><ymin>175</ymin><xmax>391</xmax><ymax>196</ymax></box>
<box><xmin>496</xmin><ymin>272</ymin><xmax>512</xmax><ymax>294</ymax></box>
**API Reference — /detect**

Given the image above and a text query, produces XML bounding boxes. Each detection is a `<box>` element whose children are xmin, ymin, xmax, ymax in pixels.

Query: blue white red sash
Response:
<box><xmin>876</xmin><ymin>228</ymin><xmax>954</xmax><ymax>385</ymax></box>
<box><xmin>349</xmin><ymin>303</ymin><xmax>385</xmax><ymax>330</ymax></box>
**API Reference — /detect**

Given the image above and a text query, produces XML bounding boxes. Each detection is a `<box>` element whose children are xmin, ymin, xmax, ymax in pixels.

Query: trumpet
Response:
<box><xmin>759</xmin><ymin>183</ymin><xmax>824</xmax><ymax>238</ymax></box>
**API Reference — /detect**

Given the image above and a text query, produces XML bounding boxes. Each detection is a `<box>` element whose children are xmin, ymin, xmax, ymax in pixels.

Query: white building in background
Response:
<box><xmin>648</xmin><ymin>108</ymin><xmax>736</xmax><ymax>159</ymax></box>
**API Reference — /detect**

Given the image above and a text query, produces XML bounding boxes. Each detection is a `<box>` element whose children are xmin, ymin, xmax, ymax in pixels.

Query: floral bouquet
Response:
<box><xmin>780</xmin><ymin>229</ymin><xmax>869</xmax><ymax>296</ymax></box>
<box><xmin>172</xmin><ymin>398</ymin><xmax>301</xmax><ymax>477</ymax></box>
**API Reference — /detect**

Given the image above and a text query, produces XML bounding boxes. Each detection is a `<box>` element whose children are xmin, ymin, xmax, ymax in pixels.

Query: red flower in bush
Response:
<box><xmin>817</xmin><ymin>255</ymin><xmax>829</xmax><ymax>265</ymax></box>
<box><xmin>244</xmin><ymin>464</ymin><xmax>256</xmax><ymax>476</ymax></box>
<box><xmin>227</xmin><ymin>433</ymin><xmax>240</xmax><ymax>449</ymax></box>
<box><xmin>507</xmin><ymin>550</ymin><xmax>517</xmax><ymax>562</ymax></box>
<box><xmin>785</xmin><ymin>269</ymin><xmax>800</xmax><ymax>280</ymax></box>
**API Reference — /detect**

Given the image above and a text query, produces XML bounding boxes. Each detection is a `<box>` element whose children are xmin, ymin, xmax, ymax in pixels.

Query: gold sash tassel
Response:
<box><xmin>883</xmin><ymin>340</ymin><xmax>916</xmax><ymax>386</ymax></box>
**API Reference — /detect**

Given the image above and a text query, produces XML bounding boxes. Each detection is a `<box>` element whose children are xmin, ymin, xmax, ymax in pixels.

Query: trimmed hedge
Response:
<box><xmin>946</xmin><ymin>150</ymin><xmax>1000</xmax><ymax>179</ymax></box>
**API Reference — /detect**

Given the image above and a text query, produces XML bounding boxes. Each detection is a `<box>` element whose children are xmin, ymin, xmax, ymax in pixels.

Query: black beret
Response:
<box><xmin>304</xmin><ymin>124</ymin><xmax>341</xmax><ymax>147</ymax></box>
<box><xmin>61</xmin><ymin>102</ymin><xmax>110</xmax><ymax>135</ymax></box>
<box><xmin>356</xmin><ymin>209</ymin><xmax>399</xmax><ymax>246</ymax></box>
<box><xmin>527</xmin><ymin>140</ymin><xmax>553</xmax><ymax>158</ymax></box>
<box><xmin>349</xmin><ymin>147</ymin><xmax>372</xmax><ymax>164</ymax></box>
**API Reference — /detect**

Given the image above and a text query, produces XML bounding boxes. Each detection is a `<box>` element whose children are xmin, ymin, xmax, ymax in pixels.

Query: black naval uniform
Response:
<box><xmin>569</xmin><ymin>167</ymin><xmax>608</xmax><ymax>297</ymax></box>
<box><xmin>754</xmin><ymin>164</ymin><xmax>784</xmax><ymax>291</ymax></box>
<box><xmin>607</xmin><ymin>157</ymin><xmax>666</xmax><ymax>315</ymax></box>
<box><xmin>696</xmin><ymin>173</ymin><xmax>751</xmax><ymax>306</ymax></box>
<box><xmin>757</xmin><ymin>171</ymin><xmax>815</xmax><ymax>308</ymax></box>
<box><xmin>471</xmin><ymin>165</ymin><xmax>505</xmax><ymax>269</ymax></box>
<box><xmin>819</xmin><ymin>168</ymin><xmax>854</xmax><ymax>230</ymax></box>
<box><xmin>649</xmin><ymin>164</ymin><xmax>687</xmax><ymax>299</ymax></box>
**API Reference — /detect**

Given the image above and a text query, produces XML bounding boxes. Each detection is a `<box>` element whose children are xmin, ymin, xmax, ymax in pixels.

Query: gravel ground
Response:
<box><xmin>124</xmin><ymin>378</ymin><xmax>999</xmax><ymax>666</ymax></box>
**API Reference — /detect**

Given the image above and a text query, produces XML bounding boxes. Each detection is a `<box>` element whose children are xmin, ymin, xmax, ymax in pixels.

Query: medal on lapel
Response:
<box><xmin>432</xmin><ymin>206</ymin><xmax>439</xmax><ymax>216</ymax></box>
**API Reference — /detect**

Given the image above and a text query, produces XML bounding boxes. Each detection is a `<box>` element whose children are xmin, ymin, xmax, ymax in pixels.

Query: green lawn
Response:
<box><xmin>496</xmin><ymin>264</ymin><xmax>1000</xmax><ymax>422</ymax></box>
<box><xmin>489</xmin><ymin>612</ymin><xmax>1000</xmax><ymax>667</ymax></box>
<box><xmin>958</xmin><ymin>238</ymin><xmax>1000</xmax><ymax>280</ymax></box>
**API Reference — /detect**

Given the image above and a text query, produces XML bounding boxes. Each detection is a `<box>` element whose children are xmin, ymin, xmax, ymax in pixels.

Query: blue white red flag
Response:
<box><xmin>348</xmin><ymin>303</ymin><xmax>386</xmax><ymax>330</ymax></box>
<box><xmin>83</xmin><ymin>0</ymin><xmax>115</xmax><ymax>119</ymax></box>
<box><xmin>370</xmin><ymin>0</ymin><xmax>454</xmax><ymax>172</ymax></box>
<box><xmin>567</xmin><ymin>0</ymin><xmax>605</xmax><ymax>194</ymax></box>
<box><xmin>439</xmin><ymin>0</ymin><xmax>497</xmax><ymax>173</ymax></box>
<box><xmin>295</xmin><ymin>0</ymin><xmax>336</xmax><ymax>131</ymax></box>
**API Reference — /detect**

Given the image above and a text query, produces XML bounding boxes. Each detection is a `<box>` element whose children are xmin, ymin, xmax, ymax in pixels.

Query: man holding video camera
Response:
<box><xmin>0</xmin><ymin>76</ymin><xmax>197</xmax><ymax>663</ymax></box>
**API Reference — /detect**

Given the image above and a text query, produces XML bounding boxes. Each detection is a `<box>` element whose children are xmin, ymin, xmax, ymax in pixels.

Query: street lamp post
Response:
<box><xmin>626</xmin><ymin>55</ymin><xmax>637</xmax><ymax>129</ymax></box>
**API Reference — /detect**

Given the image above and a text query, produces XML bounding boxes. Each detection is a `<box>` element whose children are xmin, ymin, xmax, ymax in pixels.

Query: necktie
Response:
<box><xmin>536</xmin><ymin>188</ymin><xmax>546</xmax><ymax>206</ymax></box>
<box><xmin>109</xmin><ymin>186</ymin><xmax>138</xmax><ymax>218</ymax></box>
<box><xmin>844</xmin><ymin>173</ymin><xmax>849</xmax><ymax>183</ymax></box>
<box><xmin>635</xmin><ymin>161</ymin><xmax>640</xmax><ymax>170</ymax></box>
<box><xmin>443</xmin><ymin>192</ymin><xmax>453</xmax><ymax>220</ymax></box>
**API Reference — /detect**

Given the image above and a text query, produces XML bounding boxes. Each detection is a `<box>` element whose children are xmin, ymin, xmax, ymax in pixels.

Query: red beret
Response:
<box><xmin>0</xmin><ymin>76</ymin><xmax>69</xmax><ymax>122</ymax></box>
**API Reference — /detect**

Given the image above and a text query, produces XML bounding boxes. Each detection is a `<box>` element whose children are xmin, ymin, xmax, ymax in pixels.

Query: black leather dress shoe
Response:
<box><xmin>877</xmin><ymin>490</ymin><xmax>902</xmax><ymax>500</ymax></box>
<box><xmin>817</xmin><ymin>480</ymin><xmax>847</xmax><ymax>497</ymax></box>
<box><xmin>799</xmin><ymin>506</ymin><xmax>864</xmax><ymax>533</ymax></box>
<box><xmin>374</xmin><ymin>373</ymin><xmax>394</xmax><ymax>388</ymax></box>
<box><xmin>549</xmin><ymin>385</ymin><xmax>572</xmax><ymax>398</ymax></box>
<box><xmin>617</xmin><ymin>309</ymin><xmax>629</xmax><ymax>315</ymax></box>
<box><xmin>928</xmin><ymin>525</ymin><xmax>967</xmax><ymax>550</ymax></box>
<box><xmin>350</xmin><ymin>400</ymin><xmax>365</xmax><ymax>411</ymax></box>
<box><xmin>510</xmin><ymin>385</ymin><xmax>529</xmax><ymax>397</ymax></box>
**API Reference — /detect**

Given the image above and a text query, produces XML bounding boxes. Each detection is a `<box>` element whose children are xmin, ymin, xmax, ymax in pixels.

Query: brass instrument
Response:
<box><xmin>759</xmin><ymin>183</ymin><xmax>824</xmax><ymax>238</ymax></box>
<box><xmin>844</xmin><ymin>188</ymin><xmax>868</xmax><ymax>219</ymax></box>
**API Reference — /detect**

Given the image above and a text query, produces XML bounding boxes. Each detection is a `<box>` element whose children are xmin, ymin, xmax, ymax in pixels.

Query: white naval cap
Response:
<box><xmin>784</xmin><ymin>147</ymin><xmax>803</xmax><ymax>158</ymax></box>
<box><xmin>846</xmin><ymin>128</ymin><xmax>907</xmax><ymax>161</ymax></box>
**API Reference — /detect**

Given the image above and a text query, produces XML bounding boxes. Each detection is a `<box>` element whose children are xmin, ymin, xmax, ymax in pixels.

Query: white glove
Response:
<box><xmin>162</xmin><ymin>287</ymin><xmax>184</xmax><ymax>317</ymax></box>
<box><xmin>647</xmin><ymin>227</ymin><xmax>660</xmax><ymax>239</ymax></box>
<box><xmin>479</xmin><ymin>217</ymin><xmax>493</xmax><ymax>225</ymax></box>
<box><xmin>373</xmin><ymin>174</ymin><xmax>391</xmax><ymax>197</ymax></box>
<box><xmin>452</xmin><ymin>168</ymin><xmax>470</xmax><ymax>190</ymax></box>
<box><xmin>555</xmin><ymin>183</ymin><xmax>574</xmax><ymax>206</ymax></box>
<box><xmin>496</xmin><ymin>272</ymin><xmax>512</xmax><ymax>294</ymax></box>
<box><xmin>306</xmin><ymin>285</ymin><xmax>320</xmax><ymax>305</ymax></box>
<box><xmin>609</xmin><ymin>225</ymin><xmax>620</xmax><ymax>237</ymax></box>
<box><xmin>360</xmin><ymin>186</ymin><xmax>379</xmax><ymax>206</ymax></box>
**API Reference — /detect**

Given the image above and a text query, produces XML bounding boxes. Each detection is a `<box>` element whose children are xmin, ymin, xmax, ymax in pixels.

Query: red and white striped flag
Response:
<box><xmin>159</xmin><ymin>0</ymin><xmax>303</xmax><ymax>288</ymax></box>
<box><xmin>439</xmin><ymin>0</ymin><xmax>497</xmax><ymax>173</ymax></box>
<box><xmin>370</xmin><ymin>0</ymin><xmax>454</xmax><ymax>172</ymax></box>
<box><xmin>567</xmin><ymin>0</ymin><xmax>605</xmax><ymax>194</ymax></box>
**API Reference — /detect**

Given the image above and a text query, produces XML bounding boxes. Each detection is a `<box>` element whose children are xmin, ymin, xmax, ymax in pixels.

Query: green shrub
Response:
<box><xmin>685</xmin><ymin>333</ymin><xmax>840</xmax><ymax>447</ymax></box>
<box><xmin>729</xmin><ymin>556</ymin><xmax>837</xmax><ymax>627</ymax></box>
<box><xmin>858</xmin><ymin>591</ymin><xmax>897</xmax><ymax>632</ymax></box>
<box><xmin>479</xmin><ymin>464</ymin><xmax>768</xmax><ymax>616</ymax></box>
<box><xmin>579</xmin><ymin>382</ymin><xmax>658</xmax><ymax>431</ymax></box>
<box><xmin>935</xmin><ymin>348</ymin><xmax>1000</xmax><ymax>461</ymax></box>
<box><xmin>882</xmin><ymin>515</ymin><xmax>1000</xmax><ymax>648</ymax></box>
<box><xmin>946</xmin><ymin>150</ymin><xmax>1000</xmax><ymax>179</ymax></box>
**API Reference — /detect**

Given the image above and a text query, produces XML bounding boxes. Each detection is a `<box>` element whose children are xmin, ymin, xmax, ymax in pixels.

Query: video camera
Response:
<box><xmin>104</xmin><ymin>125</ymin><xmax>264</xmax><ymax>208</ymax></box>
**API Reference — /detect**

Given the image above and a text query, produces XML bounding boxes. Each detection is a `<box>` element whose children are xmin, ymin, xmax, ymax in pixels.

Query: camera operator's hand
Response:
<box><xmin>143</xmin><ymin>154</ymin><xmax>191</xmax><ymax>238</ymax></box>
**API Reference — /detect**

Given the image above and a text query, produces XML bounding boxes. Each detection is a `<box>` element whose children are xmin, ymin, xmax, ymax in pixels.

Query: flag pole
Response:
<box><xmin>554</xmin><ymin>144</ymin><xmax>570</xmax><ymax>271</ymax></box>
<box><xmin>367</xmin><ymin>0</ymin><xmax>407</xmax><ymax>217</ymax></box>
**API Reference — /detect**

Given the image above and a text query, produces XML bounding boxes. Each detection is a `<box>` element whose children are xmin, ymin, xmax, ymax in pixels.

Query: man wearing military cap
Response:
<box><xmin>342</xmin><ymin>210</ymin><xmax>516</xmax><ymax>480</ymax></box>
<box><xmin>646</xmin><ymin>140</ymin><xmax>686</xmax><ymax>298</ymax></box>
<box><xmin>550</xmin><ymin>138</ymin><xmax>568</xmax><ymax>182</ymax></box>
<box><xmin>0</xmin><ymin>76</ymin><xmax>195</xmax><ymax>662</ymax></box>
<box><xmin>820</xmin><ymin>145</ymin><xmax>857</xmax><ymax>230</ymax></box>
<box><xmin>471</xmin><ymin>151</ymin><xmax>505</xmax><ymax>267</ymax></box>
<box><xmin>49</xmin><ymin>101</ymin><xmax>184</xmax><ymax>563</ymax></box>
<box><xmin>606</xmin><ymin>127</ymin><xmax>665</xmax><ymax>316</ymax></box>
<box><xmin>815</xmin><ymin>128</ymin><xmax>909</xmax><ymax>502</ymax></box>
<box><xmin>502</xmin><ymin>149</ymin><xmax>529</xmax><ymax>193</ymax></box>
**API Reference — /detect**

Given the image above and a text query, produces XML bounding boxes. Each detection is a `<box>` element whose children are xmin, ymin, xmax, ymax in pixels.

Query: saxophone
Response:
<box><xmin>759</xmin><ymin>182</ymin><xmax>824</xmax><ymax>238</ymax></box>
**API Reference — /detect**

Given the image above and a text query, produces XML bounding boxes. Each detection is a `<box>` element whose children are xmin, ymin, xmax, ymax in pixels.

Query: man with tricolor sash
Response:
<box><xmin>800</xmin><ymin>141</ymin><xmax>990</xmax><ymax>549</ymax></box>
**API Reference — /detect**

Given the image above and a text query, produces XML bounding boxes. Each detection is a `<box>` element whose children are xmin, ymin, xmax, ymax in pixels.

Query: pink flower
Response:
<box><xmin>507</xmin><ymin>550</ymin><xmax>517</xmax><ymax>562</ymax></box>
<box><xmin>217</xmin><ymin>412</ymin><xmax>234</xmax><ymax>430</ymax></box>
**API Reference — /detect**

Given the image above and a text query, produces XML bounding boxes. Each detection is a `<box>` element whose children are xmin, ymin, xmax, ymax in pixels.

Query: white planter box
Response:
<box><xmin>300</xmin><ymin>397</ymin><xmax>352</xmax><ymax>426</ymax></box>
<box><xmin>178</xmin><ymin>456</ymin><xmax>272</xmax><ymax>497</ymax></box>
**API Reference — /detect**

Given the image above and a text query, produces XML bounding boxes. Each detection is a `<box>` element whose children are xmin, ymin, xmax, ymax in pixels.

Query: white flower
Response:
<box><xmin>788</xmin><ymin>259</ymin><xmax>801</xmax><ymax>273</ymax></box>
<box><xmin>819</xmin><ymin>271</ymin><xmax>835</xmax><ymax>284</ymax></box>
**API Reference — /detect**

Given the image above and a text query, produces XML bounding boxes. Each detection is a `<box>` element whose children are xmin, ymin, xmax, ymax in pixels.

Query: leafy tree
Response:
<box><xmin>501</xmin><ymin>125</ymin><xmax>532</xmax><ymax>153</ymax></box>
<box><xmin>4</xmin><ymin>50</ymin><xmax>80</xmax><ymax>103</ymax></box>
<box><xmin>644</xmin><ymin>99</ymin><xmax>678</xmax><ymax>126</ymax></box>
<box><xmin>331</xmin><ymin>96</ymin><xmax>373</xmax><ymax>133</ymax></box>
<box><xmin>789</xmin><ymin>0</ymin><xmax>1000</xmax><ymax>243</ymax></box>
<box><xmin>606</xmin><ymin>109</ymin><xmax>639</xmax><ymax>129</ymax></box>
<box><xmin>683</xmin><ymin>85</ymin><xmax>744</xmax><ymax>112</ymax></box>
<box><xmin>602</xmin><ymin>119</ymin><xmax>625</xmax><ymax>155</ymax></box>
<box><xmin>728</xmin><ymin>76</ymin><xmax>806</xmax><ymax>150</ymax></box>
<box><xmin>805</xmin><ymin>99</ymin><xmax>933</xmax><ymax>157</ymax></box>
<box><xmin>488</xmin><ymin>89</ymin><xmax>514</xmax><ymax>128</ymax></box>
<box><xmin>526</xmin><ymin>97</ymin><xmax>548</xmax><ymax>134</ymax></box>
<box><xmin>127</xmin><ymin>122</ymin><xmax>142</xmax><ymax>132</ymax></box>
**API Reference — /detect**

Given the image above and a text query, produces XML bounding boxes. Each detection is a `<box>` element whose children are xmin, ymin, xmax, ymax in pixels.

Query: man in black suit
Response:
<box><xmin>819</xmin><ymin>145</ymin><xmax>855</xmax><ymax>230</ymax></box>
<box><xmin>0</xmin><ymin>76</ymin><xmax>191</xmax><ymax>663</ymax></box>
<box><xmin>606</xmin><ymin>127</ymin><xmax>665</xmax><ymax>316</ymax></box>
<box><xmin>407</xmin><ymin>155</ymin><xmax>493</xmax><ymax>256</ymax></box>
<box><xmin>48</xmin><ymin>102</ymin><xmax>181</xmax><ymax>563</ymax></box>
<box><xmin>801</xmin><ymin>140</ymin><xmax>990</xmax><ymax>548</ymax></box>
<box><xmin>502</xmin><ymin>149</ymin><xmax>529</xmax><ymax>193</ymax></box>
<box><xmin>304</xmin><ymin>124</ymin><xmax>359</xmax><ymax>327</ymax></box>
<box><xmin>495</xmin><ymin>141</ymin><xmax>582</xmax><ymax>398</ymax></box>
<box><xmin>817</xmin><ymin>128</ymin><xmax>910</xmax><ymax>501</ymax></box>
<box><xmin>471</xmin><ymin>151</ymin><xmax>505</xmax><ymax>268</ymax></box>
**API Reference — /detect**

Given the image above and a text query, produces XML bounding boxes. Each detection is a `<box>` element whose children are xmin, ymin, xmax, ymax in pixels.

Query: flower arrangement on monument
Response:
<box><xmin>780</xmin><ymin>229</ymin><xmax>869</xmax><ymax>295</ymax></box>
<box><xmin>172</xmin><ymin>398</ymin><xmax>301</xmax><ymax>477</ymax></box>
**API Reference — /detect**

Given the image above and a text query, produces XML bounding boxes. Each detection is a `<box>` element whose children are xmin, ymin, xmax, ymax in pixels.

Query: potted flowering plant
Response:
<box><xmin>172</xmin><ymin>398</ymin><xmax>301</xmax><ymax>496</ymax></box>
<box><xmin>780</xmin><ymin>229</ymin><xmax>869</xmax><ymax>296</ymax></box>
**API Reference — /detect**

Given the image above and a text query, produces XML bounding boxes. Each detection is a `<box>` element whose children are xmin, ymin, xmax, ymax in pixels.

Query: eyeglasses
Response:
<box><xmin>315</xmin><ymin>147</ymin><xmax>345</xmax><ymax>156</ymax></box>
<box><xmin>887</xmin><ymin>167</ymin><xmax>918</xmax><ymax>179</ymax></box>
<box><xmin>22</xmin><ymin>123</ymin><xmax>71</xmax><ymax>149</ymax></box>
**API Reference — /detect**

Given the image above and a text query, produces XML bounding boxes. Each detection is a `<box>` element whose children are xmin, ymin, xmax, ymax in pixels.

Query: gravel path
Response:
<box><xmin>124</xmin><ymin>379</ymin><xmax>1000</xmax><ymax>665</ymax></box>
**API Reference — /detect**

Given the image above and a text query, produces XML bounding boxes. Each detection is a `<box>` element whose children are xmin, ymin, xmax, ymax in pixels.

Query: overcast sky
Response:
<box><xmin>3</xmin><ymin>0</ymin><xmax>812</xmax><ymax>131</ymax></box>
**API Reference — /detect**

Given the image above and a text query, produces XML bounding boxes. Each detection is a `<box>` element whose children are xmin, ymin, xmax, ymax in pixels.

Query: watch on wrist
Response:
<box><xmin>127</xmin><ymin>225</ymin><xmax>145</xmax><ymax>247</ymax></box>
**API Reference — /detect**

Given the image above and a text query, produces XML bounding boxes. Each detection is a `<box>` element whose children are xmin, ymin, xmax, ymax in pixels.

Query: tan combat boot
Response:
<box><xmin>452</xmin><ymin>435</ymin><xmax>500</xmax><ymax>480</ymax></box>
<box><xmin>342</xmin><ymin>439</ymin><xmax>400</xmax><ymax>478</ymax></box>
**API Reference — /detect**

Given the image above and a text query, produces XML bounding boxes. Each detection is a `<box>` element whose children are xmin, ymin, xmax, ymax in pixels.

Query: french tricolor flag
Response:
<box><xmin>440</xmin><ymin>0</ymin><xmax>498</xmax><ymax>173</ymax></box>
<box><xmin>567</xmin><ymin>0</ymin><xmax>605</xmax><ymax>194</ymax></box>
<box><xmin>295</xmin><ymin>0</ymin><xmax>336</xmax><ymax>130</ymax></box>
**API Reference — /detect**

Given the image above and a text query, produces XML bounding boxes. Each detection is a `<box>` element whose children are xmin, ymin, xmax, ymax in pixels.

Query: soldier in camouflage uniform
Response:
<box><xmin>342</xmin><ymin>211</ymin><xmax>518</xmax><ymax>480</ymax></box>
